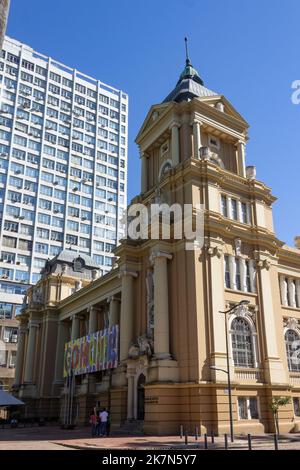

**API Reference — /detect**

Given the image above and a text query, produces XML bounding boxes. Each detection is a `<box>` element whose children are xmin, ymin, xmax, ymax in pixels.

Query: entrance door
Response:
<box><xmin>137</xmin><ymin>374</ymin><xmax>145</xmax><ymax>420</ymax></box>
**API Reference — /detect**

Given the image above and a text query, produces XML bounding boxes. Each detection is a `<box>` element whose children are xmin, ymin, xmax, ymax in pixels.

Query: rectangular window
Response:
<box><xmin>293</xmin><ymin>398</ymin><xmax>300</xmax><ymax>417</ymax></box>
<box><xmin>66</xmin><ymin>234</ymin><xmax>78</xmax><ymax>245</ymax></box>
<box><xmin>231</xmin><ymin>199</ymin><xmax>238</xmax><ymax>220</ymax></box>
<box><xmin>224</xmin><ymin>255</ymin><xmax>231</xmax><ymax>289</ymax></box>
<box><xmin>245</xmin><ymin>260</ymin><xmax>251</xmax><ymax>292</ymax></box>
<box><xmin>238</xmin><ymin>397</ymin><xmax>259</xmax><ymax>420</ymax></box>
<box><xmin>221</xmin><ymin>195</ymin><xmax>228</xmax><ymax>217</ymax></box>
<box><xmin>241</xmin><ymin>202</ymin><xmax>248</xmax><ymax>224</ymax></box>
<box><xmin>235</xmin><ymin>258</ymin><xmax>241</xmax><ymax>291</ymax></box>
<box><xmin>35</xmin><ymin>242</ymin><xmax>49</xmax><ymax>255</ymax></box>
<box><xmin>36</xmin><ymin>227</ymin><xmax>50</xmax><ymax>239</ymax></box>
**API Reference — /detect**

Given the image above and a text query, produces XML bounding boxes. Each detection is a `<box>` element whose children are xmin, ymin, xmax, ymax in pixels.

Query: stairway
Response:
<box><xmin>111</xmin><ymin>420</ymin><xmax>144</xmax><ymax>436</ymax></box>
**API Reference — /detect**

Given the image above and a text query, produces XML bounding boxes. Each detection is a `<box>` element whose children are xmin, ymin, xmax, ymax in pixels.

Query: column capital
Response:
<box><xmin>87</xmin><ymin>305</ymin><xmax>101</xmax><ymax>314</ymax></box>
<box><xmin>118</xmin><ymin>269</ymin><xmax>138</xmax><ymax>279</ymax></box>
<box><xmin>29</xmin><ymin>320</ymin><xmax>40</xmax><ymax>329</ymax></box>
<box><xmin>236</xmin><ymin>139</ymin><xmax>246</xmax><ymax>147</ymax></box>
<box><xmin>150</xmin><ymin>250</ymin><xmax>173</xmax><ymax>265</ymax></box>
<box><xmin>169</xmin><ymin>120</ymin><xmax>181</xmax><ymax>130</ymax></box>
<box><xmin>190</xmin><ymin>118</ymin><xmax>203</xmax><ymax>127</ymax></box>
<box><xmin>107</xmin><ymin>295</ymin><xmax>121</xmax><ymax>304</ymax></box>
<box><xmin>139</xmin><ymin>150</ymin><xmax>149</xmax><ymax>160</ymax></box>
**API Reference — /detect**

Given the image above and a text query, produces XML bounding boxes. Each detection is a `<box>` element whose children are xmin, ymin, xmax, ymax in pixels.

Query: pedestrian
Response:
<box><xmin>99</xmin><ymin>407</ymin><xmax>109</xmax><ymax>437</ymax></box>
<box><xmin>89</xmin><ymin>410</ymin><xmax>98</xmax><ymax>437</ymax></box>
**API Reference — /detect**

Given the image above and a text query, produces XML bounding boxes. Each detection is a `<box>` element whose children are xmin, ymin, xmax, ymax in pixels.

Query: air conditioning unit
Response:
<box><xmin>16</xmin><ymin>261</ymin><xmax>20</xmax><ymax>265</ymax></box>
<box><xmin>14</xmin><ymin>170</ymin><xmax>21</xmax><ymax>174</ymax></box>
<box><xmin>4</xmin><ymin>338</ymin><xmax>9</xmax><ymax>343</ymax></box>
<box><xmin>11</xmin><ymin>335</ymin><xmax>18</xmax><ymax>343</ymax></box>
<box><xmin>72</xmin><ymin>187</ymin><xmax>78</xmax><ymax>192</ymax></box>
<box><xmin>1</xmin><ymin>275</ymin><xmax>8</xmax><ymax>279</ymax></box>
<box><xmin>53</xmin><ymin>181</ymin><xmax>58</xmax><ymax>186</ymax></box>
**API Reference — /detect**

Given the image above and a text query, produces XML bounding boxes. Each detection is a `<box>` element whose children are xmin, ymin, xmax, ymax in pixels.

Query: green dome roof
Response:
<box><xmin>177</xmin><ymin>58</ymin><xmax>204</xmax><ymax>86</ymax></box>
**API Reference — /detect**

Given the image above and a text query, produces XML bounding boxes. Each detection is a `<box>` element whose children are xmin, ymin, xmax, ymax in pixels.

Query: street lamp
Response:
<box><xmin>211</xmin><ymin>300</ymin><xmax>250</xmax><ymax>443</ymax></box>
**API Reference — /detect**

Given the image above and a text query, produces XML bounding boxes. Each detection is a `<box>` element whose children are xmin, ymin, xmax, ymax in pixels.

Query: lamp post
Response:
<box><xmin>211</xmin><ymin>300</ymin><xmax>250</xmax><ymax>443</ymax></box>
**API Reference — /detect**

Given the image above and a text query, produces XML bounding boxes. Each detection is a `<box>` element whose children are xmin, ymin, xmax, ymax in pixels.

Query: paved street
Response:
<box><xmin>0</xmin><ymin>426</ymin><xmax>300</xmax><ymax>450</ymax></box>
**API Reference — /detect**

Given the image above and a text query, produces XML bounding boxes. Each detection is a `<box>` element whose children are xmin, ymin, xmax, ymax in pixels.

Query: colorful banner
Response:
<box><xmin>63</xmin><ymin>325</ymin><xmax>119</xmax><ymax>377</ymax></box>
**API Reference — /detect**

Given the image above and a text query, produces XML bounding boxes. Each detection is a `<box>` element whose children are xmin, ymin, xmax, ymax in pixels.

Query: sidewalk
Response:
<box><xmin>0</xmin><ymin>426</ymin><xmax>300</xmax><ymax>450</ymax></box>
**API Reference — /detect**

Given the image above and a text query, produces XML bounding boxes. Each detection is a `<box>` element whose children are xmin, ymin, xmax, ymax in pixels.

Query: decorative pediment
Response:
<box><xmin>199</xmin><ymin>94</ymin><xmax>249</xmax><ymax>127</ymax></box>
<box><xmin>135</xmin><ymin>103</ymin><xmax>171</xmax><ymax>142</ymax></box>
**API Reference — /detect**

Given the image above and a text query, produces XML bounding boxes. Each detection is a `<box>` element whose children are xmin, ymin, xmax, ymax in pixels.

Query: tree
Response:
<box><xmin>269</xmin><ymin>396</ymin><xmax>291</xmax><ymax>435</ymax></box>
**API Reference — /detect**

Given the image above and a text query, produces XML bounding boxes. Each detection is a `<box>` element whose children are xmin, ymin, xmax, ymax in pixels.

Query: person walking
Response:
<box><xmin>89</xmin><ymin>410</ymin><xmax>98</xmax><ymax>437</ymax></box>
<box><xmin>99</xmin><ymin>407</ymin><xmax>109</xmax><ymax>437</ymax></box>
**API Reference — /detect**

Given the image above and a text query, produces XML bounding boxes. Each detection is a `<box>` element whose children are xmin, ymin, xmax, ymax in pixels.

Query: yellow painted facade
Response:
<box><xmin>13</xmin><ymin>61</ymin><xmax>300</xmax><ymax>435</ymax></box>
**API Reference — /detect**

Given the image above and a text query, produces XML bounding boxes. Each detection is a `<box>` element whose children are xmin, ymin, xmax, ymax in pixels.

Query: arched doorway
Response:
<box><xmin>137</xmin><ymin>374</ymin><xmax>145</xmax><ymax>420</ymax></box>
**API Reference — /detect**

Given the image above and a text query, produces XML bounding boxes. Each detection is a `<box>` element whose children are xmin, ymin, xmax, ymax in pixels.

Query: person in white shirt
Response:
<box><xmin>99</xmin><ymin>407</ymin><xmax>109</xmax><ymax>436</ymax></box>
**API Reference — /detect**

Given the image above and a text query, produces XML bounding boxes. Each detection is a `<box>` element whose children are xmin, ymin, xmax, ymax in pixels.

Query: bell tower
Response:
<box><xmin>136</xmin><ymin>39</ymin><xmax>249</xmax><ymax>196</ymax></box>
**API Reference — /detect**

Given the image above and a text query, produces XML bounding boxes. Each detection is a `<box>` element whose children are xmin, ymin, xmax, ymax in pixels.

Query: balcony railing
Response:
<box><xmin>289</xmin><ymin>373</ymin><xmax>300</xmax><ymax>385</ymax></box>
<box><xmin>234</xmin><ymin>368</ymin><xmax>263</xmax><ymax>383</ymax></box>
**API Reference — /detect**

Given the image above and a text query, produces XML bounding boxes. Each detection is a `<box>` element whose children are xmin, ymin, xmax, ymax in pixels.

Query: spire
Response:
<box><xmin>184</xmin><ymin>37</ymin><xmax>190</xmax><ymax>65</ymax></box>
<box><xmin>163</xmin><ymin>37</ymin><xmax>217</xmax><ymax>103</ymax></box>
<box><xmin>176</xmin><ymin>37</ymin><xmax>204</xmax><ymax>86</ymax></box>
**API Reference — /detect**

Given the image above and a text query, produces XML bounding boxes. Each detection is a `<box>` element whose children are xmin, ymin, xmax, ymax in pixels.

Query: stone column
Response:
<box><xmin>192</xmin><ymin>120</ymin><xmax>202</xmax><ymax>159</ymax></box>
<box><xmin>54</xmin><ymin>320</ymin><xmax>70</xmax><ymax>384</ymax></box>
<box><xmin>151</xmin><ymin>251</ymin><xmax>172</xmax><ymax>359</ymax></box>
<box><xmin>208</xmin><ymin>245</ymin><xmax>230</xmax><ymax>380</ymax></box>
<box><xmin>181</xmin><ymin>112</ymin><xmax>191</xmax><ymax>161</ymax></box>
<box><xmin>127</xmin><ymin>373</ymin><xmax>135</xmax><ymax>420</ymax></box>
<box><xmin>257</xmin><ymin>256</ymin><xmax>286</xmax><ymax>383</ymax></box>
<box><xmin>88</xmin><ymin>306</ymin><xmax>98</xmax><ymax>334</ymax></box>
<box><xmin>108</xmin><ymin>296</ymin><xmax>120</xmax><ymax>327</ymax></box>
<box><xmin>237</xmin><ymin>140</ymin><xmax>246</xmax><ymax>177</ymax></box>
<box><xmin>140</xmin><ymin>152</ymin><xmax>148</xmax><ymax>194</ymax></box>
<box><xmin>287</xmin><ymin>278</ymin><xmax>296</xmax><ymax>308</ymax></box>
<box><xmin>14</xmin><ymin>320</ymin><xmax>28</xmax><ymax>386</ymax></box>
<box><xmin>240</xmin><ymin>258</ymin><xmax>247</xmax><ymax>292</ymax></box>
<box><xmin>280</xmin><ymin>276</ymin><xmax>288</xmax><ymax>306</ymax></box>
<box><xmin>71</xmin><ymin>314</ymin><xmax>80</xmax><ymax>340</ymax></box>
<box><xmin>24</xmin><ymin>319</ymin><xmax>40</xmax><ymax>384</ymax></box>
<box><xmin>296</xmin><ymin>280</ymin><xmax>300</xmax><ymax>309</ymax></box>
<box><xmin>119</xmin><ymin>270</ymin><xmax>138</xmax><ymax>361</ymax></box>
<box><xmin>229</xmin><ymin>255</ymin><xmax>237</xmax><ymax>290</ymax></box>
<box><xmin>170</xmin><ymin>122</ymin><xmax>180</xmax><ymax>166</ymax></box>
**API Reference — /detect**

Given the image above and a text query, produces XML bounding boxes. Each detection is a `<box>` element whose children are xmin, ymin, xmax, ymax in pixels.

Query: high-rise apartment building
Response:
<box><xmin>0</xmin><ymin>36</ymin><xmax>128</xmax><ymax>388</ymax></box>
<box><xmin>0</xmin><ymin>0</ymin><xmax>10</xmax><ymax>51</ymax></box>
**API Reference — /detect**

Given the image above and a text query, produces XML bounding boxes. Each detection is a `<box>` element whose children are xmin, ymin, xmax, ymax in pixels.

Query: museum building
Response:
<box><xmin>13</xmin><ymin>54</ymin><xmax>300</xmax><ymax>435</ymax></box>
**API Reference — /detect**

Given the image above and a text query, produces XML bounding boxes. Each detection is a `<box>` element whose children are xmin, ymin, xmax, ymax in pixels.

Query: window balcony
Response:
<box><xmin>234</xmin><ymin>367</ymin><xmax>263</xmax><ymax>384</ymax></box>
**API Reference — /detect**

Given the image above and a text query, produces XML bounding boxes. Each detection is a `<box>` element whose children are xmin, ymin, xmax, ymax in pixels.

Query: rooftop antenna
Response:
<box><xmin>184</xmin><ymin>37</ymin><xmax>191</xmax><ymax>65</ymax></box>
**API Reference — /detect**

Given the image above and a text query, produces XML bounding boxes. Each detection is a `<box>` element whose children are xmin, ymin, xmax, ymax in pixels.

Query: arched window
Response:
<box><xmin>231</xmin><ymin>317</ymin><xmax>254</xmax><ymax>368</ymax></box>
<box><xmin>285</xmin><ymin>329</ymin><xmax>300</xmax><ymax>372</ymax></box>
<box><xmin>159</xmin><ymin>160</ymin><xmax>172</xmax><ymax>180</ymax></box>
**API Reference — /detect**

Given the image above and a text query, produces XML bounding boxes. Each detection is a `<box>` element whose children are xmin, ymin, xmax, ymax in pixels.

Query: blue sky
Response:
<box><xmin>6</xmin><ymin>0</ymin><xmax>300</xmax><ymax>245</ymax></box>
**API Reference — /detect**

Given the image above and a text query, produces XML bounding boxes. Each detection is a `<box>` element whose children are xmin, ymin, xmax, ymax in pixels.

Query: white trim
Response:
<box><xmin>158</xmin><ymin>159</ymin><xmax>172</xmax><ymax>180</ymax></box>
<box><xmin>229</xmin><ymin>313</ymin><xmax>259</xmax><ymax>368</ymax></box>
